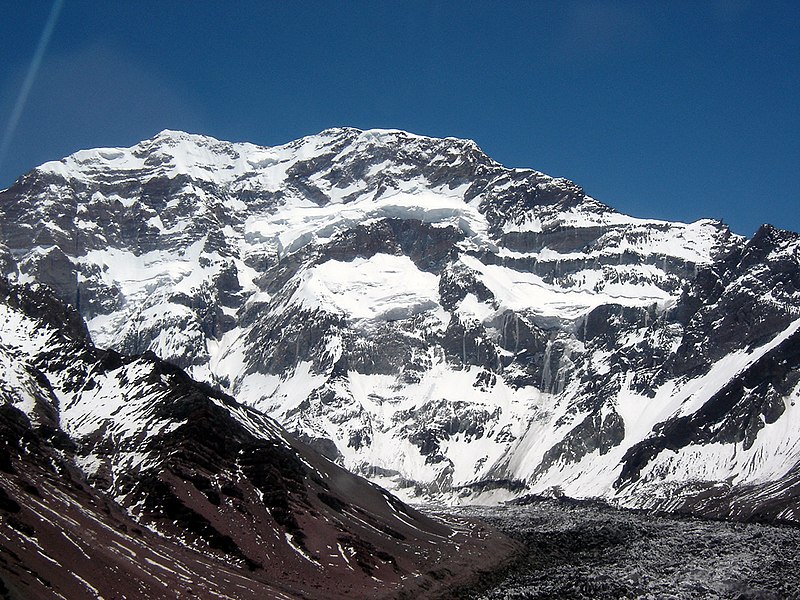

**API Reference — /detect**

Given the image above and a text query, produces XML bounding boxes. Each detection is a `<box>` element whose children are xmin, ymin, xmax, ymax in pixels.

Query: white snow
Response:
<box><xmin>245</xmin><ymin>186</ymin><xmax>485</xmax><ymax>257</ymax></box>
<box><xmin>289</xmin><ymin>254</ymin><xmax>442</xmax><ymax>326</ymax></box>
<box><xmin>459</xmin><ymin>254</ymin><xmax>670</xmax><ymax>323</ymax></box>
<box><xmin>14</xmin><ymin>126</ymin><xmax>792</xmax><ymax>512</ymax></box>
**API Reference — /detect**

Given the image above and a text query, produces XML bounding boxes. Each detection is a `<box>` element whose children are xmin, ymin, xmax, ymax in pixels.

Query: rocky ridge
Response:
<box><xmin>1</xmin><ymin>128</ymin><xmax>798</xmax><ymax>523</ymax></box>
<box><xmin>0</xmin><ymin>276</ymin><xmax>515</xmax><ymax>599</ymax></box>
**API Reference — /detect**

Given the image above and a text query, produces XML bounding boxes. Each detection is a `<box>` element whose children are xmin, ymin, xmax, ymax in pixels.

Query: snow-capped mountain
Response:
<box><xmin>1</xmin><ymin>127</ymin><xmax>798</xmax><ymax>523</ymax></box>
<box><xmin>0</xmin><ymin>276</ymin><xmax>515</xmax><ymax>598</ymax></box>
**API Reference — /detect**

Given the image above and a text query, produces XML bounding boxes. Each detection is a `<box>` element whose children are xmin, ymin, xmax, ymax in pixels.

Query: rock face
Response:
<box><xmin>0</xmin><ymin>277</ymin><xmax>516</xmax><ymax>599</ymax></box>
<box><xmin>1</xmin><ymin>128</ymin><xmax>799</xmax><ymax>523</ymax></box>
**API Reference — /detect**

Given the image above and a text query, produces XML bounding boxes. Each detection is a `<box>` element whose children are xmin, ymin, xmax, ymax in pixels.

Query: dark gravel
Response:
<box><xmin>438</xmin><ymin>497</ymin><xmax>800</xmax><ymax>599</ymax></box>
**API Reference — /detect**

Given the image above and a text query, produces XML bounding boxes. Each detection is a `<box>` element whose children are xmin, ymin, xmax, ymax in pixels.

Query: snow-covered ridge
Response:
<box><xmin>5</xmin><ymin>127</ymin><xmax>798</xmax><ymax>524</ymax></box>
<box><xmin>36</xmin><ymin>127</ymin><xmax>494</xmax><ymax>187</ymax></box>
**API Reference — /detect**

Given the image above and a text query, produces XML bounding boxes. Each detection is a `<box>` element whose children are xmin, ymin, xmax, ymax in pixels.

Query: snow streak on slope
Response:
<box><xmin>506</xmin><ymin>318</ymin><xmax>800</xmax><ymax>500</ymax></box>
<box><xmin>460</xmin><ymin>254</ymin><xmax>672</xmax><ymax>321</ymax></box>
<box><xmin>245</xmin><ymin>185</ymin><xmax>482</xmax><ymax>256</ymax></box>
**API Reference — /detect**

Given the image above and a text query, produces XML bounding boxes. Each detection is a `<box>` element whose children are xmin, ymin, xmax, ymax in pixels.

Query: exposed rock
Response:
<box><xmin>0</xmin><ymin>277</ymin><xmax>518</xmax><ymax>599</ymax></box>
<box><xmin>1</xmin><ymin>128</ymin><xmax>798</xmax><ymax>524</ymax></box>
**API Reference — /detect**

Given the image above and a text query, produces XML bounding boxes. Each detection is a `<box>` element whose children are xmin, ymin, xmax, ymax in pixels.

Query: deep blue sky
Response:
<box><xmin>1</xmin><ymin>1</ymin><xmax>798</xmax><ymax>236</ymax></box>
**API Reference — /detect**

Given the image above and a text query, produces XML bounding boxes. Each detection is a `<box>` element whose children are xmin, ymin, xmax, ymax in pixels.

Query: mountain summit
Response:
<box><xmin>2</xmin><ymin>128</ymin><xmax>799</xmax><ymax>523</ymax></box>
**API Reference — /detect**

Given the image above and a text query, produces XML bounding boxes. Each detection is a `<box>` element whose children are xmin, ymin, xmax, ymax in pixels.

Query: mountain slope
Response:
<box><xmin>0</xmin><ymin>277</ymin><xmax>516</xmax><ymax>599</ymax></box>
<box><xmin>1</xmin><ymin>128</ymin><xmax>798</xmax><ymax>522</ymax></box>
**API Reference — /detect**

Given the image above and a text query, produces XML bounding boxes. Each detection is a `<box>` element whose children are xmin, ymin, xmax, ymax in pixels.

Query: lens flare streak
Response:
<box><xmin>0</xmin><ymin>0</ymin><xmax>65</xmax><ymax>172</ymax></box>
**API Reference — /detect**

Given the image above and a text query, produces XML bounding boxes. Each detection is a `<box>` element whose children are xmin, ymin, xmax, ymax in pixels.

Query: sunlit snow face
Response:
<box><xmin>243</xmin><ymin>185</ymin><xmax>482</xmax><ymax>257</ymax></box>
<box><xmin>289</xmin><ymin>253</ymin><xmax>445</xmax><ymax>326</ymax></box>
<box><xmin>11</xmin><ymin>126</ymin><xmax>785</xmax><ymax>512</ymax></box>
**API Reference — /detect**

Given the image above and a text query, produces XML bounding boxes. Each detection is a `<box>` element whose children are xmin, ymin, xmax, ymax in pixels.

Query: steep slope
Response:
<box><xmin>1</xmin><ymin>128</ymin><xmax>798</xmax><ymax>523</ymax></box>
<box><xmin>498</xmin><ymin>224</ymin><xmax>800</xmax><ymax>522</ymax></box>
<box><xmin>0</xmin><ymin>277</ymin><xmax>516</xmax><ymax>599</ymax></box>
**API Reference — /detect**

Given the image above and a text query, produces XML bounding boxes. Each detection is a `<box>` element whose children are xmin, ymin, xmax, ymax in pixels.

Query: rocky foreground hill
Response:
<box><xmin>0</xmin><ymin>277</ymin><xmax>516</xmax><ymax>598</ymax></box>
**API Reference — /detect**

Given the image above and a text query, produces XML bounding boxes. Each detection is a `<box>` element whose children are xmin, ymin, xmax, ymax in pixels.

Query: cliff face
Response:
<box><xmin>2</xmin><ymin>128</ymin><xmax>799</xmax><ymax>522</ymax></box>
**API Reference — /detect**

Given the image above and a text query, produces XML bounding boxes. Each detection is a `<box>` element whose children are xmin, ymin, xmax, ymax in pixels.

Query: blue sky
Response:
<box><xmin>1</xmin><ymin>1</ymin><xmax>798</xmax><ymax>236</ymax></box>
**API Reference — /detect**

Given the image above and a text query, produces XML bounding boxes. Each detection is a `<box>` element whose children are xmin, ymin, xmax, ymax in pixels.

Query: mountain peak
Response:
<box><xmin>146</xmin><ymin>128</ymin><xmax>227</xmax><ymax>146</ymax></box>
<box><xmin>2</xmin><ymin>124</ymin><xmax>799</xmax><ymax>528</ymax></box>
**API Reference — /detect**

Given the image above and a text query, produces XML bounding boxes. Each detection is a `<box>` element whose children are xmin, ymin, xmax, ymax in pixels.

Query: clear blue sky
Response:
<box><xmin>1</xmin><ymin>1</ymin><xmax>798</xmax><ymax>236</ymax></box>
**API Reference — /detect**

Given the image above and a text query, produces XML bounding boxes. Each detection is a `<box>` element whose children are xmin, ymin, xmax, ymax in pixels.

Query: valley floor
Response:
<box><xmin>436</xmin><ymin>498</ymin><xmax>800</xmax><ymax>600</ymax></box>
